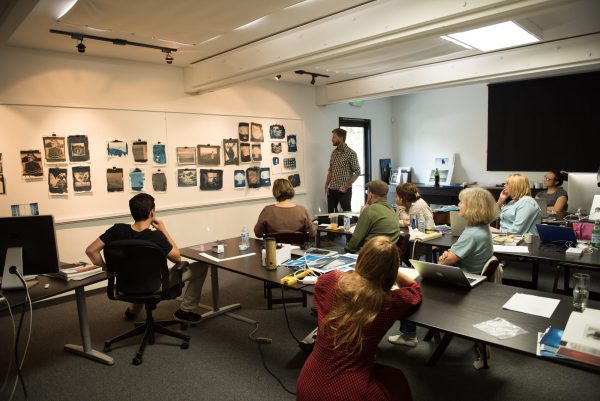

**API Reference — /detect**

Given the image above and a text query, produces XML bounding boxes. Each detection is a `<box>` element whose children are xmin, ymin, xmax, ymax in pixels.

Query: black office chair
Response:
<box><xmin>264</xmin><ymin>232</ymin><xmax>309</xmax><ymax>310</ymax></box>
<box><xmin>396</xmin><ymin>233</ymin><xmax>411</xmax><ymax>267</ymax></box>
<box><xmin>103</xmin><ymin>239</ymin><xmax>191</xmax><ymax>365</ymax></box>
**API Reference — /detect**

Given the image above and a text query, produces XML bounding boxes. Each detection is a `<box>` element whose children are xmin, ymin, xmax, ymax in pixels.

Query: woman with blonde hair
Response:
<box><xmin>396</xmin><ymin>183</ymin><xmax>434</xmax><ymax>229</ymax></box>
<box><xmin>297</xmin><ymin>236</ymin><xmax>421</xmax><ymax>401</ymax></box>
<box><xmin>492</xmin><ymin>173</ymin><xmax>541</xmax><ymax>235</ymax></box>
<box><xmin>254</xmin><ymin>178</ymin><xmax>316</xmax><ymax>238</ymax></box>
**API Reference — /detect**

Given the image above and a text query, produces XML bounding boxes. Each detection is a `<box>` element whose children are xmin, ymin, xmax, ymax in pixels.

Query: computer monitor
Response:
<box><xmin>567</xmin><ymin>173</ymin><xmax>600</xmax><ymax>214</ymax></box>
<box><xmin>0</xmin><ymin>215</ymin><xmax>60</xmax><ymax>289</ymax></box>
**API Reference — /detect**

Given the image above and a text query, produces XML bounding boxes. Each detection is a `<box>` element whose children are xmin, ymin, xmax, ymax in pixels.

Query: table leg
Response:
<box><xmin>532</xmin><ymin>260</ymin><xmax>539</xmax><ymax>289</ymax></box>
<box><xmin>64</xmin><ymin>286</ymin><xmax>114</xmax><ymax>365</ymax></box>
<box><xmin>563</xmin><ymin>265</ymin><xmax>571</xmax><ymax>295</ymax></box>
<box><xmin>426</xmin><ymin>332</ymin><xmax>454</xmax><ymax>367</ymax></box>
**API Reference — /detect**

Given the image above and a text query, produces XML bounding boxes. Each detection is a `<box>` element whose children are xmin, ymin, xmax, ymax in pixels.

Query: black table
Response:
<box><xmin>0</xmin><ymin>272</ymin><xmax>114</xmax><ymax>365</ymax></box>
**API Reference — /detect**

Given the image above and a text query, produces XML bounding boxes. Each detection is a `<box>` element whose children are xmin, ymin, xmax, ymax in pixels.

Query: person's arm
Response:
<box><xmin>304</xmin><ymin>209</ymin><xmax>317</xmax><ymax>238</ymax></box>
<box><xmin>397</xmin><ymin>206</ymin><xmax>410</xmax><ymax>227</ymax></box>
<box><xmin>85</xmin><ymin>238</ymin><xmax>107</xmax><ymax>268</ymax></box>
<box><xmin>344</xmin><ymin>213</ymin><xmax>370</xmax><ymax>253</ymax></box>
<box><xmin>510</xmin><ymin>200</ymin><xmax>540</xmax><ymax>235</ymax></box>
<box><xmin>551</xmin><ymin>195</ymin><xmax>567</xmax><ymax>213</ymax></box>
<box><xmin>438</xmin><ymin>250</ymin><xmax>461</xmax><ymax>265</ymax></box>
<box><xmin>497</xmin><ymin>188</ymin><xmax>509</xmax><ymax>208</ymax></box>
<box><xmin>151</xmin><ymin>218</ymin><xmax>181</xmax><ymax>263</ymax></box>
<box><xmin>396</xmin><ymin>270</ymin><xmax>416</xmax><ymax>287</ymax></box>
<box><xmin>324</xmin><ymin>170</ymin><xmax>332</xmax><ymax>196</ymax></box>
<box><xmin>339</xmin><ymin>152</ymin><xmax>361</xmax><ymax>193</ymax></box>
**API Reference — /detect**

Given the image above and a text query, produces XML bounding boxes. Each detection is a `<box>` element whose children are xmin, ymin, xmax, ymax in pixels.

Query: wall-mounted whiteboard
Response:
<box><xmin>0</xmin><ymin>105</ymin><xmax>305</xmax><ymax>223</ymax></box>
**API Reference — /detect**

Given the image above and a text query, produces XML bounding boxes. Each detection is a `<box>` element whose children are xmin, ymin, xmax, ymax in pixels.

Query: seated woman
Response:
<box><xmin>491</xmin><ymin>173</ymin><xmax>541</xmax><ymax>235</ymax></box>
<box><xmin>253</xmin><ymin>178</ymin><xmax>316</xmax><ymax>238</ymax></box>
<box><xmin>396</xmin><ymin>183</ymin><xmax>434</xmax><ymax>229</ymax></box>
<box><xmin>536</xmin><ymin>170</ymin><xmax>568</xmax><ymax>213</ymax></box>
<box><xmin>297</xmin><ymin>236</ymin><xmax>421</xmax><ymax>401</ymax></box>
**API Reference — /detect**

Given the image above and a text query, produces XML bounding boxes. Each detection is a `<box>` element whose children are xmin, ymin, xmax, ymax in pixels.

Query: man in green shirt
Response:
<box><xmin>345</xmin><ymin>180</ymin><xmax>400</xmax><ymax>253</ymax></box>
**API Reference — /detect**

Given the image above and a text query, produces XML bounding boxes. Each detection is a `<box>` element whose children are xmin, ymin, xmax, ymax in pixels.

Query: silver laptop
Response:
<box><xmin>535</xmin><ymin>198</ymin><xmax>549</xmax><ymax>218</ymax></box>
<box><xmin>449</xmin><ymin>211</ymin><xmax>466</xmax><ymax>237</ymax></box>
<box><xmin>409</xmin><ymin>259</ymin><xmax>487</xmax><ymax>288</ymax></box>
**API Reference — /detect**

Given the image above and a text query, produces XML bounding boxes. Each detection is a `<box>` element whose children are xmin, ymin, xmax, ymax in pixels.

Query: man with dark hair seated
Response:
<box><xmin>86</xmin><ymin>193</ymin><xmax>208</xmax><ymax>323</ymax></box>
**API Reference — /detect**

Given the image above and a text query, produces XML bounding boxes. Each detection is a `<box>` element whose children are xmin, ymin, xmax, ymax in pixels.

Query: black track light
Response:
<box><xmin>294</xmin><ymin>69</ymin><xmax>330</xmax><ymax>85</ymax></box>
<box><xmin>165</xmin><ymin>52</ymin><xmax>174</xmax><ymax>64</ymax></box>
<box><xmin>76</xmin><ymin>39</ymin><xmax>86</xmax><ymax>53</ymax></box>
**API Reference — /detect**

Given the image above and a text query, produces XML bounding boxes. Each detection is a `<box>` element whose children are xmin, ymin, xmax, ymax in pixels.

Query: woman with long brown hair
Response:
<box><xmin>296</xmin><ymin>236</ymin><xmax>421</xmax><ymax>401</ymax></box>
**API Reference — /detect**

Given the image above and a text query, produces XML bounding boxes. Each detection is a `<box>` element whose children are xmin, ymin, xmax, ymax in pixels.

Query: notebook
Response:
<box><xmin>409</xmin><ymin>259</ymin><xmax>487</xmax><ymax>288</ymax></box>
<box><xmin>535</xmin><ymin>198</ymin><xmax>549</xmax><ymax>218</ymax></box>
<box><xmin>449</xmin><ymin>211</ymin><xmax>467</xmax><ymax>237</ymax></box>
<box><xmin>536</xmin><ymin>224</ymin><xmax>577</xmax><ymax>247</ymax></box>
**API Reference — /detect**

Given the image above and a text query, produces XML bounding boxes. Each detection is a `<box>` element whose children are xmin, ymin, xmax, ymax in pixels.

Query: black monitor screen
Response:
<box><xmin>0</xmin><ymin>215</ymin><xmax>60</xmax><ymax>277</ymax></box>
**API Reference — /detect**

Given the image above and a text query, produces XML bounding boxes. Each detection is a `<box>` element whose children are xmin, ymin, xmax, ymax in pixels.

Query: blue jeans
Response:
<box><xmin>400</xmin><ymin>320</ymin><xmax>416</xmax><ymax>337</ymax></box>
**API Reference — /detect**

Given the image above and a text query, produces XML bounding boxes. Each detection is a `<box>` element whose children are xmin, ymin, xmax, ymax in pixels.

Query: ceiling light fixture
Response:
<box><xmin>50</xmin><ymin>29</ymin><xmax>177</xmax><ymax>63</ymax></box>
<box><xmin>444</xmin><ymin>21</ymin><xmax>539</xmax><ymax>52</ymax></box>
<box><xmin>275</xmin><ymin>74</ymin><xmax>282</xmax><ymax>80</ymax></box>
<box><xmin>295</xmin><ymin>70</ymin><xmax>330</xmax><ymax>85</ymax></box>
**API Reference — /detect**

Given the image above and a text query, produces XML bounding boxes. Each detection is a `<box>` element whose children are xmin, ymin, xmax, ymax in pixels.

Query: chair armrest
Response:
<box><xmin>172</xmin><ymin>261</ymin><xmax>189</xmax><ymax>273</ymax></box>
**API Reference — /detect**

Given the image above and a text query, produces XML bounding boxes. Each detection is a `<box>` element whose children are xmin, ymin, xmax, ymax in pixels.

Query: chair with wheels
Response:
<box><xmin>103</xmin><ymin>239</ymin><xmax>191</xmax><ymax>365</ymax></box>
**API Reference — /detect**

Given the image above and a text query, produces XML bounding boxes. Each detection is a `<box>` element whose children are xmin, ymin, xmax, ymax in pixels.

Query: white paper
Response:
<box><xmin>198</xmin><ymin>252</ymin><xmax>256</xmax><ymax>263</ymax></box>
<box><xmin>398</xmin><ymin>267</ymin><xmax>420</xmax><ymax>280</ymax></box>
<box><xmin>561</xmin><ymin>308</ymin><xmax>600</xmax><ymax>350</ymax></box>
<box><xmin>502</xmin><ymin>293</ymin><xmax>560</xmax><ymax>318</ymax></box>
<box><xmin>493</xmin><ymin>245</ymin><xmax>529</xmax><ymax>253</ymax></box>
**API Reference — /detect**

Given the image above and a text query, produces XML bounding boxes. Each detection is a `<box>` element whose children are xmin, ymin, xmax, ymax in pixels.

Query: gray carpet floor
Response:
<box><xmin>1</xmin><ymin>263</ymin><xmax>599</xmax><ymax>401</ymax></box>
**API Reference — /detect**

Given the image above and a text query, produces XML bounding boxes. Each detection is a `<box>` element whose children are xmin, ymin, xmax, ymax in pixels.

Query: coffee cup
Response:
<box><xmin>524</xmin><ymin>233</ymin><xmax>533</xmax><ymax>243</ymax></box>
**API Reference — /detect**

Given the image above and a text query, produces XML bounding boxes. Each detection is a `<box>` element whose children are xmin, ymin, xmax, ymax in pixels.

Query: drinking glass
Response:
<box><xmin>572</xmin><ymin>273</ymin><xmax>590</xmax><ymax>311</ymax></box>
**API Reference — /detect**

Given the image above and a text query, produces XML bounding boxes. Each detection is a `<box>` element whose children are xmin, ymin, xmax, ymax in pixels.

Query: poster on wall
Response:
<box><xmin>48</xmin><ymin>167</ymin><xmax>68</xmax><ymax>195</ymax></box>
<box><xmin>269</xmin><ymin>124</ymin><xmax>285</xmax><ymax>140</ymax></box>
<box><xmin>43</xmin><ymin>136</ymin><xmax>67</xmax><ymax>163</ymax></box>
<box><xmin>251</xmin><ymin>144</ymin><xmax>262</xmax><ymax>162</ymax></box>
<box><xmin>0</xmin><ymin>175</ymin><xmax>5</xmax><ymax>195</ymax></box>
<box><xmin>260</xmin><ymin>167</ymin><xmax>271</xmax><ymax>187</ymax></box>
<box><xmin>200</xmin><ymin>169</ymin><xmax>223</xmax><ymax>190</ymax></box>
<box><xmin>153</xmin><ymin>143</ymin><xmax>167</xmax><ymax>165</ymax></box>
<box><xmin>129</xmin><ymin>168</ymin><xmax>145</xmax><ymax>192</ymax></box>
<box><xmin>238</xmin><ymin>122</ymin><xmax>249</xmax><ymax>142</ymax></box>
<box><xmin>223</xmin><ymin>139</ymin><xmax>239</xmax><ymax>166</ymax></box>
<box><xmin>67</xmin><ymin>135</ymin><xmax>90</xmax><ymax>162</ymax></box>
<box><xmin>240</xmin><ymin>143</ymin><xmax>251</xmax><ymax>163</ymax></box>
<box><xmin>20</xmin><ymin>150</ymin><xmax>44</xmax><ymax>179</ymax></box>
<box><xmin>177</xmin><ymin>168</ymin><xmax>197</xmax><ymax>187</ymax></box>
<box><xmin>250</xmin><ymin>122</ymin><xmax>264</xmax><ymax>142</ymax></box>
<box><xmin>176</xmin><ymin>147</ymin><xmax>196</xmax><ymax>165</ymax></box>
<box><xmin>246</xmin><ymin>167</ymin><xmax>260</xmax><ymax>188</ymax></box>
<box><xmin>107</xmin><ymin>140</ymin><xmax>128</xmax><ymax>158</ymax></box>
<box><xmin>11</xmin><ymin>203</ymin><xmax>39</xmax><ymax>216</ymax></box>
<box><xmin>152</xmin><ymin>169</ymin><xmax>167</xmax><ymax>192</ymax></box>
<box><xmin>288</xmin><ymin>174</ymin><xmax>301</xmax><ymax>188</ymax></box>
<box><xmin>132</xmin><ymin>140</ymin><xmax>148</xmax><ymax>163</ymax></box>
<box><xmin>72</xmin><ymin>165</ymin><xmax>92</xmax><ymax>193</ymax></box>
<box><xmin>106</xmin><ymin>167</ymin><xmax>124</xmax><ymax>192</ymax></box>
<box><xmin>287</xmin><ymin>134</ymin><xmax>298</xmax><ymax>152</ymax></box>
<box><xmin>233</xmin><ymin>170</ymin><xmax>246</xmax><ymax>188</ymax></box>
<box><xmin>197</xmin><ymin>145</ymin><xmax>221</xmax><ymax>166</ymax></box>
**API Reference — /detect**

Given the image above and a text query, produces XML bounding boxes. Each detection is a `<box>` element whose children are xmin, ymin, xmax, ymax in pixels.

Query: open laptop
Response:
<box><xmin>409</xmin><ymin>259</ymin><xmax>487</xmax><ymax>288</ymax></box>
<box><xmin>535</xmin><ymin>198</ymin><xmax>549</xmax><ymax>218</ymax></box>
<box><xmin>449</xmin><ymin>211</ymin><xmax>466</xmax><ymax>237</ymax></box>
<box><xmin>536</xmin><ymin>224</ymin><xmax>577</xmax><ymax>246</ymax></box>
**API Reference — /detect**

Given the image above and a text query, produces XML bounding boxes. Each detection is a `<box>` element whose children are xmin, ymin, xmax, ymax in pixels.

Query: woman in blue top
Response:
<box><xmin>491</xmin><ymin>173</ymin><xmax>541</xmax><ymax>235</ymax></box>
<box><xmin>438</xmin><ymin>187</ymin><xmax>498</xmax><ymax>274</ymax></box>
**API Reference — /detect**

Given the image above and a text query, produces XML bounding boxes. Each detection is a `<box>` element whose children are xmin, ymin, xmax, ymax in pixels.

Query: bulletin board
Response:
<box><xmin>0</xmin><ymin>105</ymin><xmax>305</xmax><ymax>223</ymax></box>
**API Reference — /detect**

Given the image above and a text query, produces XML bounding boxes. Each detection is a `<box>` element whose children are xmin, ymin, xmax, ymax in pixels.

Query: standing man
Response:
<box><xmin>325</xmin><ymin>128</ymin><xmax>361</xmax><ymax>213</ymax></box>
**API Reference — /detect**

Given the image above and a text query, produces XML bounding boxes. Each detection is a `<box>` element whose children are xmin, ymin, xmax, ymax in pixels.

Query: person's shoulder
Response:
<box><xmin>557</xmin><ymin>187</ymin><xmax>568</xmax><ymax>196</ymax></box>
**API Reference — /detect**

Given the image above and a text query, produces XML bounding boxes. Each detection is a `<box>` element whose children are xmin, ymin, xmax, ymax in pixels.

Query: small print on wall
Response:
<box><xmin>177</xmin><ymin>168</ymin><xmax>197</xmax><ymax>187</ymax></box>
<box><xmin>132</xmin><ymin>140</ymin><xmax>148</xmax><ymax>163</ymax></box>
<box><xmin>251</xmin><ymin>144</ymin><xmax>262</xmax><ymax>162</ymax></box>
<box><xmin>106</xmin><ymin>167</ymin><xmax>124</xmax><ymax>192</ymax></box>
<box><xmin>238</xmin><ymin>122</ymin><xmax>250</xmax><ymax>142</ymax></box>
<box><xmin>250</xmin><ymin>122</ymin><xmax>264</xmax><ymax>142</ymax></box>
<box><xmin>153</xmin><ymin>143</ymin><xmax>167</xmax><ymax>165</ymax></box>
<box><xmin>107</xmin><ymin>140</ymin><xmax>128</xmax><ymax>158</ymax></box>
<box><xmin>271</xmin><ymin>157</ymin><xmax>282</xmax><ymax>174</ymax></box>
<box><xmin>246</xmin><ymin>167</ymin><xmax>260</xmax><ymax>189</ymax></box>
<box><xmin>197</xmin><ymin>145</ymin><xmax>221</xmax><ymax>166</ymax></box>
<box><xmin>152</xmin><ymin>169</ymin><xmax>167</xmax><ymax>192</ymax></box>
<box><xmin>20</xmin><ymin>150</ymin><xmax>43</xmax><ymax>179</ymax></box>
<box><xmin>260</xmin><ymin>168</ymin><xmax>271</xmax><ymax>187</ymax></box>
<box><xmin>176</xmin><ymin>147</ymin><xmax>196</xmax><ymax>165</ymax></box>
<box><xmin>288</xmin><ymin>174</ymin><xmax>301</xmax><ymax>188</ymax></box>
<box><xmin>0</xmin><ymin>174</ymin><xmax>5</xmax><ymax>195</ymax></box>
<box><xmin>200</xmin><ymin>169</ymin><xmax>223</xmax><ymax>190</ymax></box>
<box><xmin>287</xmin><ymin>134</ymin><xmax>297</xmax><ymax>152</ymax></box>
<box><xmin>269</xmin><ymin>124</ymin><xmax>285</xmax><ymax>140</ymax></box>
<box><xmin>283</xmin><ymin>157</ymin><xmax>297</xmax><ymax>170</ymax></box>
<box><xmin>234</xmin><ymin>170</ymin><xmax>246</xmax><ymax>188</ymax></box>
<box><xmin>11</xmin><ymin>203</ymin><xmax>39</xmax><ymax>216</ymax></box>
<box><xmin>240</xmin><ymin>143</ymin><xmax>251</xmax><ymax>163</ymax></box>
<box><xmin>72</xmin><ymin>165</ymin><xmax>92</xmax><ymax>193</ymax></box>
<box><xmin>271</xmin><ymin>142</ymin><xmax>282</xmax><ymax>154</ymax></box>
<box><xmin>223</xmin><ymin>139</ymin><xmax>239</xmax><ymax>166</ymax></box>
<box><xmin>67</xmin><ymin>135</ymin><xmax>90</xmax><ymax>162</ymax></box>
<box><xmin>129</xmin><ymin>168</ymin><xmax>145</xmax><ymax>192</ymax></box>
<box><xmin>48</xmin><ymin>167</ymin><xmax>68</xmax><ymax>195</ymax></box>
<box><xmin>43</xmin><ymin>136</ymin><xmax>66</xmax><ymax>163</ymax></box>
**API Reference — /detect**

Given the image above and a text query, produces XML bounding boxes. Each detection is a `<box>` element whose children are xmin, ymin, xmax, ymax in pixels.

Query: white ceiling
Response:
<box><xmin>1</xmin><ymin>0</ymin><xmax>600</xmax><ymax>94</ymax></box>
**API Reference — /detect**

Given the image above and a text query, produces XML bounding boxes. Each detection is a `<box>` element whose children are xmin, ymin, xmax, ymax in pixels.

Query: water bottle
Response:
<box><xmin>592</xmin><ymin>220</ymin><xmax>600</xmax><ymax>250</ymax></box>
<box><xmin>409</xmin><ymin>213</ymin><xmax>417</xmax><ymax>229</ymax></box>
<box><xmin>240</xmin><ymin>227</ymin><xmax>250</xmax><ymax>250</ymax></box>
<box><xmin>417</xmin><ymin>212</ymin><xmax>425</xmax><ymax>232</ymax></box>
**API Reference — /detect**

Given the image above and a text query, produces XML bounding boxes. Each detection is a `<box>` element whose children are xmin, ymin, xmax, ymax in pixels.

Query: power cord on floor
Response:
<box><xmin>280</xmin><ymin>285</ymin><xmax>301</xmax><ymax>344</ymax></box>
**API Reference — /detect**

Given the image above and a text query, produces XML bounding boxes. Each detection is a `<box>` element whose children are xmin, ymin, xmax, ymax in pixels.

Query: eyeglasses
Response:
<box><xmin>543</xmin><ymin>176</ymin><xmax>555</xmax><ymax>181</ymax></box>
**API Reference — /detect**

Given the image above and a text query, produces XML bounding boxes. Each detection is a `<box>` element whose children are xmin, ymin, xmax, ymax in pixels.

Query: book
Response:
<box><xmin>538</xmin><ymin>326</ymin><xmax>565</xmax><ymax>358</ymax></box>
<box><xmin>555</xmin><ymin>309</ymin><xmax>600</xmax><ymax>367</ymax></box>
<box><xmin>55</xmin><ymin>264</ymin><xmax>103</xmax><ymax>281</ymax></box>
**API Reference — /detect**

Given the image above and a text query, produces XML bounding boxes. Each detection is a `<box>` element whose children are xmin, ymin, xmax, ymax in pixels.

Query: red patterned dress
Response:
<box><xmin>297</xmin><ymin>271</ymin><xmax>421</xmax><ymax>401</ymax></box>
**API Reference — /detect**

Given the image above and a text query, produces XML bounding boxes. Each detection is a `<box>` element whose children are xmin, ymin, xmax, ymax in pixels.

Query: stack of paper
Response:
<box><xmin>57</xmin><ymin>264</ymin><xmax>103</xmax><ymax>281</ymax></box>
<box><xmin>556</xmin><ymin>308</ymin><xmax>600</xmax><ymax>367</ymax></box>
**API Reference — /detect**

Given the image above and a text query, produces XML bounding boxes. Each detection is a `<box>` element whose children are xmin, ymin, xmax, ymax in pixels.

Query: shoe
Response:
<box><xmin>123</xmin><ymin>307</ymin><xmax>137</xmax><ymax>321</ymax></box>
<box><xmin>473</xmin><ymin>343</ymin><xmax>491</xmax><ymax>369</ymax></box>
<box><xmin>388</xmin><ymin>334</ymin><xmax>418</xmax><ymax>347</ymax></box>
<box><xmin>174</xmin><ymin>309</ymin><xmax>202</xmax><ymax>323</ymax></box>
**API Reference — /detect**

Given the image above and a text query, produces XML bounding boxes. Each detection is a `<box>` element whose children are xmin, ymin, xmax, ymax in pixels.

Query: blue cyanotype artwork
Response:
<box><xmin>287</xmin><ymin>134</ymin><xmax>297</xmax><ymax>152</ymax></box>
<box><xmin>177</xmin><ymin>169</ymin><xmax>197</xmax><ymax>187</ymax></box>
<box><xmin>234</xmin><ymin>170</ymin><xmax>246</xmax><ymax>188</ymax></box>
<box><xmin>153</xmin><ymin>143</ymin><xmax>167</xmax><ymax>164</ymax></box>
<box><xmin>129</xmin><ymin>168</ymin><xmax>145</xmax><ymax>192</ymax></box>
<box><xmin>107</xmin><ymin>140</ymin><xmax>128</xmax><ymax>157</ymax></box>
<box><xmin>260</xmin><ymin>167</ymin><xmax>271</xmax><ymax>187</ymax></box>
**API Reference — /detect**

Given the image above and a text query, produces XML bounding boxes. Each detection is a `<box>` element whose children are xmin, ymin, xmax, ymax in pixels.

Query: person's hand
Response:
<box><xmin>439</xmin><ymin>251</ymin><xmax>449</xmax><ymax>263</ymax></box>
<box><xmin>339</xmin><ymin>184</ymin><xmax>348</xmax><ymax>193</ymax></box>
<box><xmin>498</xmin><ymin>188</ymin><xmax>509</xmax><ymax>204</ymax></box>
<box><xmin>151</xmin><ymin>217</ymin><xmax>165</xmax><ymax>232</ymax></box>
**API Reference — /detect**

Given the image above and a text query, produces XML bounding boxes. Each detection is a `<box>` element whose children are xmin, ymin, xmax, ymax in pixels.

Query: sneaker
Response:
<box><xmin>123</xmin><ymin>307</ymin><xmax>137</xmax><ymax>321</ymax></box>
<box><xmin>174</xmin><ymin>309</ymin><xmax>202</xmax><ymax>323</ymax></box>
<box><xmin>388</xmin><ymin>333</ymin><xmax>418</xmax><ymax>347</ymax></box>
<box><xmin>472</xmin><ymin>343</ymin><xmax>491</xmax><ymax>369</ymax></box>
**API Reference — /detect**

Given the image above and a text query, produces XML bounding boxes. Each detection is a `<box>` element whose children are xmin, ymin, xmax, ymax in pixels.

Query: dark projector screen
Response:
<box><xmin>487</xmin><ymin>71</ymin><xmax>600</xmax><ymax>172</ymax></box>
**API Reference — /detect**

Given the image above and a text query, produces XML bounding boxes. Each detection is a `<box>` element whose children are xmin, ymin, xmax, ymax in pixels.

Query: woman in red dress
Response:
<box><xmin>297</xmin><ymin>236</ymin><xmax>422</xmax><ymax>401</ymax></box>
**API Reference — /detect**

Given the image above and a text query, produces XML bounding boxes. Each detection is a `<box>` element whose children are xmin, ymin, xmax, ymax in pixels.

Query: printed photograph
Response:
<box><xmin>283</xmin><ymin>157</ymin><xmax>297</xmax><ymax>170</ymax></box>
<box><xmin>0</xmin><ymin>175</ymin><xmax>5</xmax><ymax>195</ymax></box>
<box><xmin>238</xmin><ymin>122</ymin><xmax>249</xmax><ymax>142</ymax></box>
<box><xmin>176</xmin><ymin>147</ymin><xmax>197</xmax><ymax>165</ymax></box>
<box><xmin>250</xmin><ymin>122</ymin><xmax>264</xmax><ymax>142</ymax></box>
<box><xmin>246</xmin><ymin>167</ymin><xmax>260</xmax><ymax>188</ymax></box>
<box><xmin>251</xmin><ymin>144</ymin><xmax>262</xmax><ymax>162</ymax></box>
<box><xmin>271</xmin><ymin>142</ymin><xmax>282</xmax><ymax>154</ymax></box>
<box><xmin>11</xmin><ymin>203</ymin><xmax>39</xmax><ymax>217</ymax></box>
<box><xmin>272</xmin><ymin>157</ymin><xmax>281</xmax><ymax>174</ymax></box>
<box><xmin>177</xmin><ymin>168</ymin><xmax>197</xmax><ymax>187</ymax></box>
<box><xmin>240</xmin><ymin>143</ymin><xmax>251</xmax><ymax>163</ymax></box>
<box><xmin>152</xmin><ymin>170</ymin><xmax>167</xmax><ymax>192</ymax></box>
<box><xmin>288</xmin><ymin>173</ymin><xmax>301</xmax><ymax>188</ymax></box>
<box><xmin>48</xmin><ymin>167</ymin><xmax>68</xmax><ymax>195</ymax></box>
<box><xmin>260</xmin><ymin>167</ymin><xmax>271</xmax><ymax>187</ymax></box>
<box><xmin>43</xmin><ymin>136</ymin><xmax>66</xmax><ymax>162</ymax></box>
<box><xmin>287</xmin><ymin>134</ymin><xmax>298</xmax><ymax>152</ymax></box>
<box><xmin>234</xmin><ymin>170</ymin><xmax>246</xmax><ymax>188</ymax></box>
<box><xmin>132</xmin><ymin>140</ymin><xmax>148</xmax><ymax>163</ymax></box>
<box><xmin>223</xmin><ymin>139</ymin><xmax>239</xmax><ymax>166</ymax></box>
<box><xmin>106</xmin><ymin>168</ymin><xmax>124</xmax><ymax>192</ymax></box>
<box><xmin>20</xmin><ymin>150</ymin><xmax>43</xmax><ymax>178</ymax></box>
<box><xmin>200</xmin><ymin>169</ymin><xmax>223</xmax><ymax>190</ymax></box>
<box><xmin>129</xmin><ymin>168</ymin><xmax>145</xmax><ymax>192</ymax></box>
<box><xmin>67</xmin><ymin>135</ymin><xmax>90</xmax><ymax>162</ymax></box>
<box><xmin>197</xmin><ymin>145</ymin><xmax>221</xmax><ymax>166</ymax></box>
<box><xmin>72</xmin><ymin>166</ymin><xmax>92</xmax><ymax>193</ymax></box>
<box><xmin>269</xmin><ymin>124</ymin><xmax>286</xmax><ymax>140</ymax></box>
<box><xmin>107</xmin><ymin>140</ymin><xmax>128</xmax><ymax>158</ymax></box>
<box><xmin>153</xmin><ymin>143</ymin><xmax>167</xmax><ymax>165</ymax></box>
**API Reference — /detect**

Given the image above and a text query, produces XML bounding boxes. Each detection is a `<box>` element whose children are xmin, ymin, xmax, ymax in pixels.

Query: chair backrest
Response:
<box><xmin>396</xmin><ymin>233</ymin><xmax>411</xmax><ymax>267</ymax></box>
<box><xmin>269</xmin><ymin>232</ymin><xmax>310</xmax><ymax>246</ymax></box>
<box><xmin>104</xmin><ymin>239</ymin><xmax>170</xmax><ymax>299</ymax></box>
<box><xmin>480</xmin><ymin>256</ymin><xmax>500</xmax><ymax>282</ymax></box>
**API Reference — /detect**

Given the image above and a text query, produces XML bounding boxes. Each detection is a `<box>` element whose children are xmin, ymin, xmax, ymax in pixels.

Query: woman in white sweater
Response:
<box><xmin>395</xmin><ymin>183</ymin><xmax>434</xmax><ymax>229</ymax></box>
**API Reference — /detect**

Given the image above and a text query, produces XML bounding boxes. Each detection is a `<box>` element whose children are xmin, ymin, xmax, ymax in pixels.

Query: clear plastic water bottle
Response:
<box><xmin>417</xmin><ymin>212</ymin><xmax>425</xmax><ymax>232</ymax></box>
<box><xmin>409</xmin><ymin>213</ymin><xmax>417</xmax><ymax>229</ymax></box>
<box><xmin>240</xmin><ymin>227</ymin><xmax>250</xmax><ymax>250</ymax></box>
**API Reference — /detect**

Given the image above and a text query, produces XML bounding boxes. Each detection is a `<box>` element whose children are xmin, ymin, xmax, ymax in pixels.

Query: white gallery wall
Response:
<box><xmin>0</xmin><ymin>46</ymin><xmax>393</xmax><ymax>263</ymax></box>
